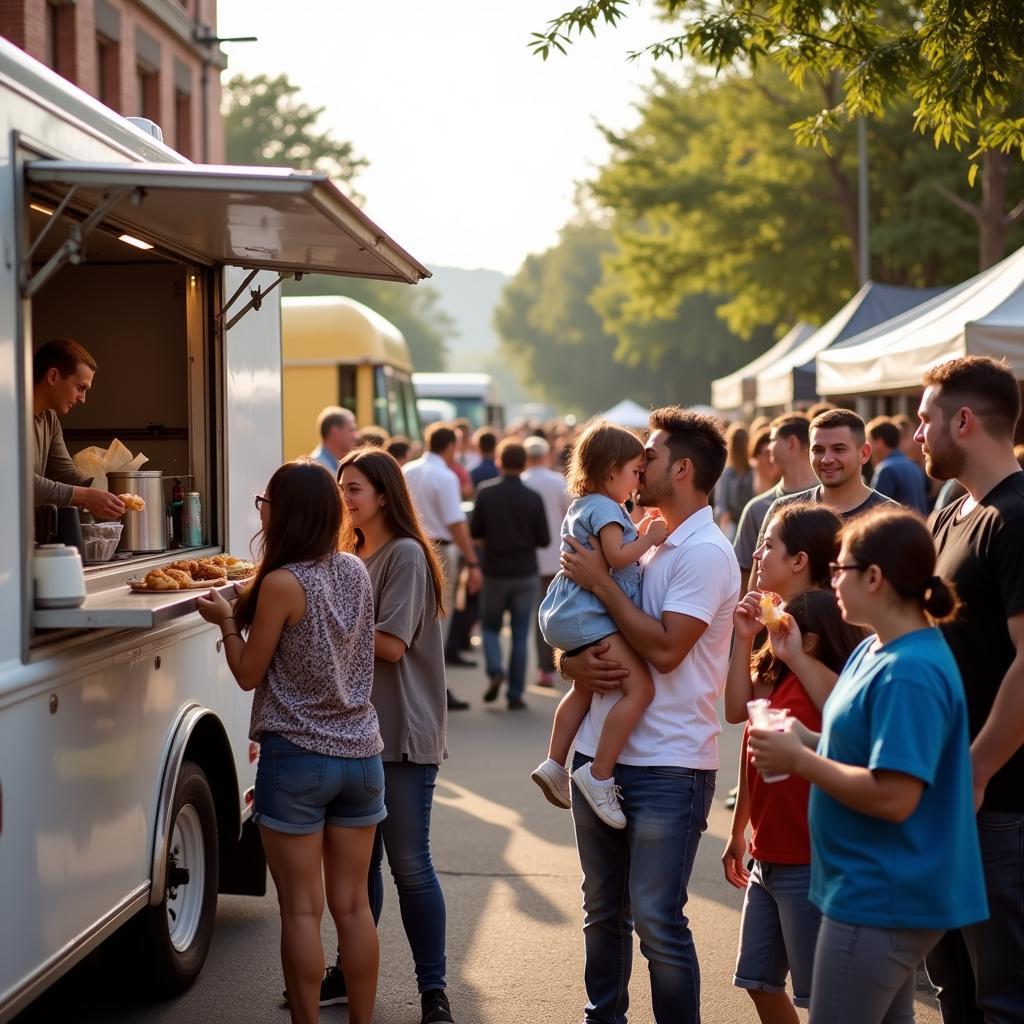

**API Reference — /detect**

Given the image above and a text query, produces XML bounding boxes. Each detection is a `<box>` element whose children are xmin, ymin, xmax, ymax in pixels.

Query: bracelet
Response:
<box><xmin>221</xmin><ymin>632</ymin><xmax>241</xmax><ymax>641</ymax></box>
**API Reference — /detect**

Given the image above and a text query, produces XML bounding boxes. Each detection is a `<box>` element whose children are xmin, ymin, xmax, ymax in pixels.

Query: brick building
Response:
<box><xmin>0</xmin><ymin>0</ymin><xmax>227</xmax><ymax>161</ymax></box>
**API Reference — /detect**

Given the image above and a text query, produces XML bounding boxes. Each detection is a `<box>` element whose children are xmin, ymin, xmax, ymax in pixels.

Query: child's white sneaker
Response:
<box><xmin>572</xmin><ymin>764</ymin><xmax>626</xmax><ymax>829</ymax></box>
<box><xmin>531</xmin><ymin>758</ymin><xmax>571</xmax><ymax>808</ymax></box>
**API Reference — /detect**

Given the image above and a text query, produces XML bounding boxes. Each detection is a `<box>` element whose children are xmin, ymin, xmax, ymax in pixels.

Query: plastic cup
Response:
<box><xmin>747</xmin><ymin>699</ymin><xmax>791</xmax><ymax>783</ymax></box>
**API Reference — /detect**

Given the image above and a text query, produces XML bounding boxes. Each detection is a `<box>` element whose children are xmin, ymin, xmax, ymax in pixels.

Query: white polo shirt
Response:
<box><xmin>403</xmin><ymin>452</ymin><xmax>465</xmax><ymax>542</ymax></box>
<box><xmin>522</xmin><ymin>465</ymin><xmax>572</xmax><ymax>576</ymax></box>
<box><xmin>574</xmin><ymin>504</ymin><xmax>740</xmax><ymax>769</ymax></box>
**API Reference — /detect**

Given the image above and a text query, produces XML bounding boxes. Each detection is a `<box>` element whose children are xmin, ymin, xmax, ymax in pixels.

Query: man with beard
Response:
<box><xmin>916</xmin><ymin>356</ymin><xmax>1024</xmax><ymax>1024</ymax></box>
<box><xmin>557</xmin><ymin>407</ymin><xmax>740</xmax><ymax>1024</ymax></box>
<box><xmin>754</xmin><ymin>408</ymin><xmax>892</xmax><ymax>551</ymax></box>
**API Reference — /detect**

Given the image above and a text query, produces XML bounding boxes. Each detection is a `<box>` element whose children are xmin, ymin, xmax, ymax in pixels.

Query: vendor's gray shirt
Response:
<box><xmin>364</xmin><ymin>537</ymin><xmax>448</xmax><ymax>765</ymax></box>
<box><xmin>34</xmin><ymin>410</ymin><xmax>88</xmax><ymax>505</ymax></box>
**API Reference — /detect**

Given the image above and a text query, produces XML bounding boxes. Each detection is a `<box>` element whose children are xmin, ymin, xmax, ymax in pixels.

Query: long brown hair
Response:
<box><xmin>338</xmin><ymin>448</ymin><xmax>446</xmax><ymax>617</ymax></box>
<box><xmin>233</xmin><ymin>460</ymin><xmax>343</xmax><ymax>632</ymax></box>
<box><xmin>752</xmin><ymin>588</ymin><xmax>867</xmax><ymax>689</ymax></box>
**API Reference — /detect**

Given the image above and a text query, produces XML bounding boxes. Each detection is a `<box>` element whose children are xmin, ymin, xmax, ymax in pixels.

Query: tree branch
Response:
<box><xmin>932</xmin><ymin>182</ymin><xmax>983</xmax><ymax>225</ymax></box>
<box><xmin>1003</xmin><ymin>195</ymin><xmax>1024</xmax><ymax>227</ymax></box>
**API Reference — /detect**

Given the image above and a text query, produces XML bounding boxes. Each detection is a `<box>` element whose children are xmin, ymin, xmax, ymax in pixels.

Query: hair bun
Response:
<box><xmin>923</xmin><ymin>574</ymin><xmax>958</xmax><ymax>621</ymax></box>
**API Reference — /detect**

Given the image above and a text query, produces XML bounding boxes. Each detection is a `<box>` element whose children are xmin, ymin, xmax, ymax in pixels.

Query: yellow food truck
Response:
<box><xmin>282</xmin><ymin>295</ymin><xmax>420</xmax><ymax>458</ymax></box>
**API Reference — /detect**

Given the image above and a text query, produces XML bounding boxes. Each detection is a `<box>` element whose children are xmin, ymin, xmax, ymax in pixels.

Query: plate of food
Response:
<box><xmin>127</xmin><ymin>556</ymin><xmax>256</xmax><ymax>592</ymax></box>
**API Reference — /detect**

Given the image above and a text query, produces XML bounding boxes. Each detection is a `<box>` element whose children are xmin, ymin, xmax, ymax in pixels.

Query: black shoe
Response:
<box><xmin>282</xmin><ymin>964</ymin><xmax>348</xmax><ymax>1007</ymax></box>
<box><xmin>484</xmin><ymin>672</ymin><xmax>504</xmax><ymax>702</ymax></box>
<box><xmin>507</xmin><ymin>696</ymin><xmax>527</xmax><ymax>711</ymax></box>
<box><xmin>445</xmin><ymin>652</ymin><xmax>477</xmax><ymax>668</ymax></box>
<box><xmin>421</xmin><ymin>988</ymin><xmax>454</xmax><ymax>1024</ymax></box>
<box><xmin>446</xmin><ymin>689</ymin><xmax>470</xmax><ymax>711</ymax></box>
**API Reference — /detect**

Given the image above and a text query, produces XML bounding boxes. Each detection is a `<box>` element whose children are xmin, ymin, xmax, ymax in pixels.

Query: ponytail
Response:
<box><xmin>922</xmin><ymin>575</ymin><xmax>958</xmax><ymax>623</ymax></box>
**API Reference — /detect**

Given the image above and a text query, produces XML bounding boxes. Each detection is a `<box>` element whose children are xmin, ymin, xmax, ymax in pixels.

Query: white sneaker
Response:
<box><xmin>531</xmin><ymin>760</ymin><xmax>571</xmax><ymax>809</ymax></box>
<box><xmin>572</xmin><ymin>765</ymin><xmax>626</xmax><ymax>829</ymax></box>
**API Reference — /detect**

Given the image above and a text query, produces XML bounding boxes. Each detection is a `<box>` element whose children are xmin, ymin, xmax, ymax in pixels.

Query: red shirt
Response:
<box><xmin>746</xmin><ymin>671</ymin><xmax>822</xmax><ymax>864</ymax></box>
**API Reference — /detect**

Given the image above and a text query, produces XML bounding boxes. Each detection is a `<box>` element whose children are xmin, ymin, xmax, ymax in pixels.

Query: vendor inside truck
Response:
<box><xmin>32</xmin><ymin>338</ymin><xmax>125</xmax><ymax>519</ymax></box>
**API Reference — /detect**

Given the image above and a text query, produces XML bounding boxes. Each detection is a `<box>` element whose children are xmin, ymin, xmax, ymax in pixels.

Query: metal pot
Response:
<box><xmin>107</xmin><ymin>471</ymin><xmax>167</xmax><ymax>553</ymax></box>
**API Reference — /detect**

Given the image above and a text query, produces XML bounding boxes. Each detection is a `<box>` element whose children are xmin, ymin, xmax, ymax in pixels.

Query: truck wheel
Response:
<box><xmin>133</xmin><ymin>760</ymin><xmax>219</xmax><ymax>996</ymax></box>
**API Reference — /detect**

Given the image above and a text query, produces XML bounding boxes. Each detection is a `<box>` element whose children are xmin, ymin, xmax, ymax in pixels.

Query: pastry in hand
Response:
<box><xmin>119</xmin><ymin>493</ymin><xmax>146</xmax><ymax>512</ymax></box>
<box><xmin>758</xmin><ymin>592</ymin><xmax>786</xmax><ymax>633</ymax></box>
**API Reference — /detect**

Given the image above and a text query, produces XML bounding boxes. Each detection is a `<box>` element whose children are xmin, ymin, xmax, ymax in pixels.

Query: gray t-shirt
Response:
<box><xmin>34</xmin><ymin>409</ymin><xmax>89</xmax><ymax>505</ymax></box>
<box><xmin>733</xmin><ymin>482</ymin><xmax>794</xmax><ymax>572</ymax></box>
<box><xmin>364</xmin><ymin>536</ymin><xmax>448</xmax><ymax>765</ymax></box>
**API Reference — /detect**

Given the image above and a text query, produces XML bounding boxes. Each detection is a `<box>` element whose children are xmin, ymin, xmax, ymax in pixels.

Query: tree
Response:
<box><xmin>223</xmin><ymin>73</ymin><xmax>368</xmax><ymax>187</ymax></box>
<box><xmin>534</xmin><ymin>1</ymin><xmax>1024</xmax><ymax>267</ymax></box>
<box><xmin>494</xmin><ymin>222</ymin><xmax>773</xmax><ymax>412</ymax></box>
<box><xmin>224</xmin><ymin>73</ymin><xmax>454</xmax><ymax>369</ymax></box>
<box><xmin>587</xmin><ymin>67</ymin><xmax>1004</xmax><ymax>340</ymax></box>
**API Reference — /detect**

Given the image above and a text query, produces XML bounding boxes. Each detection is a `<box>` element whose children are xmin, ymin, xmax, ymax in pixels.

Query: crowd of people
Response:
<box><xmin>195</xmin><ymin>353</ymin><xmax>1022</xmax><ymax>1024</ymax></box>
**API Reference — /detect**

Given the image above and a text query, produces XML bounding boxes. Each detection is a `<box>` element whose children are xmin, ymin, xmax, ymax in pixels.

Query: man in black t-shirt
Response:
<box><xmin>754</xmin><ymin>408</ymin><xmax>892</xmax><ymax>562</ymax></box>
<box><xmin>917</xmin><ymin>356</ymin><xmax>1024</xmax><ymax>1024</ymax></box>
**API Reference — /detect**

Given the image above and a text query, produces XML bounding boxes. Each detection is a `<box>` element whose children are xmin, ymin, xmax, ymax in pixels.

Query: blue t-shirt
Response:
<box><xmin>537</xmin><ymin>493</ymin><xmax>642</xmax><ymax>652</ymax></box>
<box><xmin>809</xmin><ymin>628</ymin><xmax>987</xmax><ymax>930</ymax></box>
<box><xmin>871</xmin><ymin>450</ymin><xmax>929</xmax><ymax>515</ymax></box>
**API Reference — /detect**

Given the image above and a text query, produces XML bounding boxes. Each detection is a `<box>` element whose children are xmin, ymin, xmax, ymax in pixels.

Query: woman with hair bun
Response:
<box><xmin>749</xmin><ymin>506</ymin><xmax>988</xmax><ymax>1024</ymax></box>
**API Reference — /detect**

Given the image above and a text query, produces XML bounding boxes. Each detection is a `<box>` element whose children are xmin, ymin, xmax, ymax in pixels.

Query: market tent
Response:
<box><xmin>599</xmin><ymin>399</ymin><xmax>651</xmax><ymax>428</ymax></box>
<box><xmin>817</xmin><ymin>244</ymin><xmax>1024</xmax><ymax>396</ymax></box>
<box><xmin>755</xmin><ymin>283</ymin><xmax>945</xmax><ymax>409</ymax></box>
<box><xmin>711</xmin><ymin>321</ymin><xmax>815</xmax><ymax>414</ymax></box>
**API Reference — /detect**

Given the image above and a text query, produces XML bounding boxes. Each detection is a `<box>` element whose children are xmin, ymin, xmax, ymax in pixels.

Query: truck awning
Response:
<box><xmin>24</xmin><ymin>161</ymin><xmax>431</xmax><ymax>284</ymax></box>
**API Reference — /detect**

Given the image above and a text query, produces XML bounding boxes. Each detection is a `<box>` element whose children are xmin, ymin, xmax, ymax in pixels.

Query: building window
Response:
<box><xmin>136</xmin><ymin>66</ymin><xmax>160</xmax><ymax>121</ymax></box>
<box><xmin>45</xmin><ymin>1</ymin><xmax>75</xmax><ymax>78</ymax></box>
<box><xmin>96</xmin><ymin>35</ymin><xmax>120</xmax><ymax>110</ymax></box>
<box><xmin>174</xmin><ymin>90</ymin><xmax>192</xmax><ymax>158</ymax></box>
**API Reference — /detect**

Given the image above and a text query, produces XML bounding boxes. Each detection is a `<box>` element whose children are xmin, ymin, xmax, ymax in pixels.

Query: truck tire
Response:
<box><xmin>130</xmin><ymin>760</ymin><xmax>219</xmax><ymax>996</ymax></box>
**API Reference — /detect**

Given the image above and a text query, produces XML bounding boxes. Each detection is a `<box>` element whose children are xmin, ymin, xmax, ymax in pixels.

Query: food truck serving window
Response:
<box><xmin>22</xmin><ymin>159</ymin><xmax>430</xmax><ymax>642</ymax></box>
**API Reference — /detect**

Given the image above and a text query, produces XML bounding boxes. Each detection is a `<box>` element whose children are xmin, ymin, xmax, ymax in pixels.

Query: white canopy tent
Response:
<box><xmin>755</xmin><ymin>283</ymin><xmax>944</xmax><ymax>409</ymax></box>
<box><xmin>817</xmin><ymin>244</ymin><xmax>1024</xmax><ymax>396</ymax></box>
<box><xmin>599</xmin><ymin>399</ymin><xmax>651</xmax><ymax>429</ymax></box>
<box><xmin>711</xmin><ymin>321</ymin><xmax>815</xmax><ymax>414</ymax></box>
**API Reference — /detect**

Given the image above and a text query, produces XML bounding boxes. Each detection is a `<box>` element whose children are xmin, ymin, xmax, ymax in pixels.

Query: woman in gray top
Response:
<box><xmin>197</xmin><ymin>460</ymin><xmax>383</xmax><ymax>1024</ymax></box>
<box><xmin>338</xmin><ymin>448</ymin><xmax>455</xmax><ymax>1024</ymax></box>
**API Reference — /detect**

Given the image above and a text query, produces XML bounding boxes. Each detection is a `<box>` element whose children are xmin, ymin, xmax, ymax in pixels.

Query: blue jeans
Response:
<box><xmin>925</xmin><ymin>810</ymin><xmax>1024</xmax><ymax>1024</ymax></box>
<box><xmin>571</xmin><ymin>752</ymin><xmax>716</xmax><ymax>1024</ymax></box>
<box><xmin>369</xmin><ymin>761</ymin><xmax>447</xmax><ymax>993</ymax></box>
<box><xmin>481</xmin><ymin>575</ymin><xmax>540</xmax><ymax>700</ymax></box>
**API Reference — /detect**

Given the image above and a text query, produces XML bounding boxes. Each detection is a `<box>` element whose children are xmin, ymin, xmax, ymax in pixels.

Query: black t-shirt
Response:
<box><xmin>932</xmin><ymin>471</ymin><xmax>1024</xmax><ymax>812</ymax></box>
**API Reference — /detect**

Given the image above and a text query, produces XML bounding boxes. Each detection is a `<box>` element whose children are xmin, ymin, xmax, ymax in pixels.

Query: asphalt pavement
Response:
<box><xmin>15</xmin><ymin>644</ymin><xmax>942</xmax><ymax>1023</ymax></box>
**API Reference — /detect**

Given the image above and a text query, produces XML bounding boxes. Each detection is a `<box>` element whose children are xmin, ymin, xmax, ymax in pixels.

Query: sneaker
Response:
<box><xmin>282</xmin><ymin>964</ymin><xmax>348</xmax><ymax>1007</ymax></box>
<box><xmin>531</xmin><ymin>760</ymin><xmax>571</xmax><ymax>808</ymax></box>
<box><xmin>446</xmin><ymin>689</ymin><xmax>470</xmax><ymax>711</ymax></box>
<box><xmin>572</xmin><ymin>765</ymin><xmax>626</xmax><ymax>829</ymax></box>
<box><xmin>483</xmin><ymin>672</ymin><xmax>504</xmax><ymax>702</ymax></box>
<box><xmin>507</xmin><ymin>696</ymin><xmax>527</xmax><ymax>710</ymax></box>
<box><xmin>421</xmin><ymin>988</ymin><xmax>454</xmax><ymax>1024</ymax></box>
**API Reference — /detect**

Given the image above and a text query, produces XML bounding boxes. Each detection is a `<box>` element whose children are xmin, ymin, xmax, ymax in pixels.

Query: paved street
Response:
<box><xmin>16</xmin><ymin>654</ymin><xmax>942</xmax><ymax>1023</ymax></box>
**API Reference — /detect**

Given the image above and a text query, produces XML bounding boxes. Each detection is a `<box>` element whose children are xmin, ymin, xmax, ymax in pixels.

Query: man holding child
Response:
<box><xmin>560</xmin><ymin>407</ymin><xmax>740</xmax><ymax>1024</ymax></box>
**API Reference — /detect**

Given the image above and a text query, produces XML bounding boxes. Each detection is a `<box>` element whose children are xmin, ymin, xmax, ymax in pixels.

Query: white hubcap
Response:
<box><xmin>166</xmin><ymin>803</ymin><xmax>205</xmax><ymax>952</ymax></box>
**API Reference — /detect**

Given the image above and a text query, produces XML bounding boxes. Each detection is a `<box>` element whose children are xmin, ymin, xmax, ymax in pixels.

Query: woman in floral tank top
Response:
<box><xmin>198</xmin><ymin>460</ymin><xmax>383</xmax><ymax>1024</ymax></box>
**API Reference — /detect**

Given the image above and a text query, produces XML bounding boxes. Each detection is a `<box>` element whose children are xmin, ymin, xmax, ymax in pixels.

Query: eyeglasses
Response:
<box><xmin>829</xmin><ymin>561</ymin><xmax>866</xmax><ymax>581</ymax></box>
<box><xmin>254</xmin><ymin>493</ymin><xmax>270</xmax><ymax>511</ymax></box>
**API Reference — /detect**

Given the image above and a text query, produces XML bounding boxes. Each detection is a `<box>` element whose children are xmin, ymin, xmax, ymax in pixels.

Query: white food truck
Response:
<box><xmin>0</xmin><ymin>40</ymin><xmax>428</xmax><ymax>1021</ymax></box>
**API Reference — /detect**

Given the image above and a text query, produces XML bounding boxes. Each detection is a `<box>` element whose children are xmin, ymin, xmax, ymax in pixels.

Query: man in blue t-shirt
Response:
<box><xmin>867</xmin><ymin>417</ymin><xmax>929</xmax><ymax>514</ymax></box>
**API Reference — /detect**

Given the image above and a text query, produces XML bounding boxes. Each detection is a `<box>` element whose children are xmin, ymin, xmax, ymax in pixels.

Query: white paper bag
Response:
<box><xmin>73</xmin><ymin>439</ymin><xmax>149</xmax><ymax>493</ymax></box>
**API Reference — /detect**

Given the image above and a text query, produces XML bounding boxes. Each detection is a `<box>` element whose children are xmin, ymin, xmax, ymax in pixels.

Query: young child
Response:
<box><xmin>531</xmin><ymin>420</ymin><xmax>667</xmax><ymax>828</ymax></box>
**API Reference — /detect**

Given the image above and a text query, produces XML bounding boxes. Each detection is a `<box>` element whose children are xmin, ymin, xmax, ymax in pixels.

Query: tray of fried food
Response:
<box><xmin>129</xmin><ymin>562</ymin><xmax>227</xmax><ymax>592</ymax></box>
<box><xmin>205</xmin><ymin>553</ymin><xmax>257</xmax><ymax>580</ymax></box>
<box><xmin>167</xmin><ymin>557</ymin><xmax>228</xmax><ymax>582</ymax></box>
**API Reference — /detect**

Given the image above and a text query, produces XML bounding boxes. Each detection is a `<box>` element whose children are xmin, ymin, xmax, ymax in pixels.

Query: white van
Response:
<box><xmin>413</xmin><ymin>371</ymin><xmax>504</xmax><ymax>430</ymax></box>
<box><xmin>0</xmin><ymin>40</ymin><xmax>428</xmax><ymax>1021</ymax></box>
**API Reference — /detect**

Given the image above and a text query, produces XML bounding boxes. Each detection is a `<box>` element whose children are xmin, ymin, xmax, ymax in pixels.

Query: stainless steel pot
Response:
<box><xmin>107</xmin><ymin>471</ymin><xmax>167</xmax><ymax>553</ymax></box>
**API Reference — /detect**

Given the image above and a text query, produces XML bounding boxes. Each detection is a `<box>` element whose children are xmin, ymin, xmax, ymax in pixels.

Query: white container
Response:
<box><xmin>33</xmin><ymin>544</ymin><xmax>87</xmax><ymax>608</ymax></box>
<box><xmin>81</xmin><ymin>522</ymin><xmax>123</xmax><ymax>562</ymax></box>
<box><xmin>747</xmin><ymin>698</ymin><xmax>791</xmax><ymax>783</ymax></box>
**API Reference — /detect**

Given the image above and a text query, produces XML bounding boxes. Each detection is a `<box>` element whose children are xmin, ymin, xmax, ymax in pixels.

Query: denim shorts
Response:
<box><xmin>734</xmin><ymin>860</ymin><xmax>821</xmax><ymax>1008</ymax></box>
<box><xmin>253</xmin><ymin>733</ymin><xmax>387</xmax><ymax>836</ymax></box>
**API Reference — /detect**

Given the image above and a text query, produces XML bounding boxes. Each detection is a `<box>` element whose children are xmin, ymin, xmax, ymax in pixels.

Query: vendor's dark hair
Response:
<box><xmin>767</xmin><ymin>502</ymin><xmax>843</xmax><ymax>589</ymax></box>
<box><xmin>840</xmin><ymin>506</ymin><xmax>960</xmax><ymax>622</ymax></box>
<box><xmin>234</xmin><ymin>460</ymin><xmax>342</xmax><ymax>632</ymax></box>
<box><xmin>33</xmin><ymin>338</ymin><xmax>97</xmax><ymax>382</ymax></box>
<box><xmin>752</xmin><ymin>588</ymin><xmax>867</xmax><ymax>689</ymax></box>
